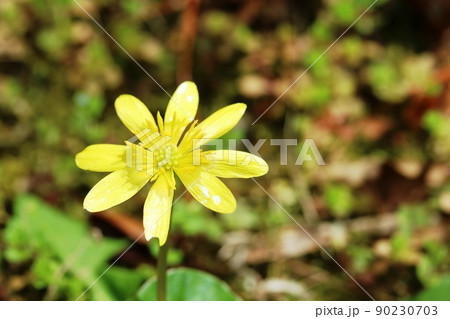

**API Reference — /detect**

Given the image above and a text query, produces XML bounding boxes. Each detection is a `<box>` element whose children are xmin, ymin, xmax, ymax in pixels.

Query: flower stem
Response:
<box><xmin>157</xmin><ymin>240</ymin><xmax>169</xmax><ymax>301</ymax></box>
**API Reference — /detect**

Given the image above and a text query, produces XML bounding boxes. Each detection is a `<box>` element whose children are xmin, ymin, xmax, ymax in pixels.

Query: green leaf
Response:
<box><xmin>412</xmin><ymin>275</ymin><xmax>450</xmax><ymax>301</ymax></box>
<box><xmin>330</xmin><ymin>0</ymin><xmax>357</xmax><ymax>25</ymax></box>
<box><xmin>94</xmin><ymin>267</ymin><xmax>148</xmax><ymax>301</ymax></box>
<box><xmin>325</xmin><ymin>184</ymin><xmax>355</xmax><ymax>218</ymax></box>
<box><xmin>310</xmin><ymin>22</ymin><xmax>333</xmax><ymax>42</ymax></box>
<box><xmin>396</xmin><ymin>204</ymin><xmax>430</xmax><ymax>236</ymax></box>
<box><xmin>303</xmin><ymin>50</ymin><xmax>330</xmax><ymax>78</ymax></box>
<box><xmin>4</xmin><ymin>194</ymin><xmax>135</xmax><ymax>300</ymax></box>
<box><xmin>137</xmin><ymin>268</ymin><xmax>240</xmax><ymax>301</ymax></box>
<box><xmin>348</xmin><ymin>246</ymin><xmax>374</xmax><ymax>273</ymax></box>
<box><xmin>422</xmin><ymin>110</ymin><xmax>448</xmax><ymax>137</ymax></box>
<box><xmin>204</xmin><ymin>11</ymin><xmax>229</xmax><ymax>35</ymax></box>
<box><xmin>73</xmin><ymin>92</ymin><xmax>105</xmax><ymax>120</ymax></box>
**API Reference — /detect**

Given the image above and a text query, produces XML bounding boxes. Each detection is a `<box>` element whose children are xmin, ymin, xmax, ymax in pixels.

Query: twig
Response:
<box><xmin>177</xmin><ymin>0</ymin><xmax>201</xmax><ymax>83</ymax></box>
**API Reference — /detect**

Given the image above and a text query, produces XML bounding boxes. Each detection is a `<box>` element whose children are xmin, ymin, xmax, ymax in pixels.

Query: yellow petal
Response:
<box><xmin>175</xmin><ymin>165</ymin><xmax>236</xmax><ymax>214</ymax></box>
<box><xmin>84</xmin><ymin>168</ymin><xmax>151</xmax><ymax>212</ymax></box>
<box><xmin>115</xmin><ymin>94</ymin><xmax>158</xmax><ymax>135</ymax></box>
<box><xmin>201</xmin><ymin>150</ymin><xmax>268</xmax><ymax>178</ymax></box>
<box><xmin>143</xmin><ymin>170</ymin><xmax>174</xmax><ymax>245</ymax></box>
<box><xmin>184</xmin><ymin>103</ymin><xmax>246</xmax><ymax>149</ymax></box>
<box><xmin>75</xmin><ymin>144</ymin><xmax>126</xmax><ymax>172</ymax></box>
<box><xmin>164</xmin><ymin>81</ymin><xmax>198</xmax><ymax>143</ymax></box>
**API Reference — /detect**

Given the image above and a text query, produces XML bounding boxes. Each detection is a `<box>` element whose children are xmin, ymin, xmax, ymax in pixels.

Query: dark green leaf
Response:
<box><xmin>137</xmin><ymin>268</ymin><xmax>240</xmax><ymax>301</ymax></box>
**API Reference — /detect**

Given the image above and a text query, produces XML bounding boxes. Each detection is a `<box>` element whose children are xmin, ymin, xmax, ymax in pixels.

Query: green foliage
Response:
<box><xmin>148</xmin><ymin>240</ymin><xmax>184</xmax><ymax>266</ymax></box>
<box><xmin>396</xmin><ymin>205</ymin><xmax>430</xmax><ymax>236</ymax></box>
<box><xmin>221</xmin><ymin>201</ymin><xmax>263</xmax><ymax>230</ymax></box>
<box><xmin>417</xmin><ymin>241</ymin><xmax>449</xmax><ymax>287</ymax></box>
<box><xmin>367</xmin><ymin>51</ymin><xmax>438</xmax><ymax>103</ymax></box>
<box><xmin>310</xmin><ymin>22</ymin><xmax>333</xmax><ymax>42</ymax></box>
<box><xmin>330</xmin><ymin>0</ymin><xmax>358</xmax><ymax>25</ymax></box>
<box><xmin>137</xmin><ymin>268</ymin><xmax>240</xmax><ymax>301</ymax></box>
<box><xmin>3</xmin><ymin>195</ymin><xmax>149</xmax><ymax>300</ymax></box>
<box><xmin>348</xmin><ymin>245</ymin><xmax>374</xmax><ymax>273</ymax></box>
<box><xmin>325</xmin><ymin>184</ymin><xmax>355</xmax><ymax>218</ymax></box>
<box><xmin>390</xmin><ymin>205</ymin><xmax>431</xmax><ymax>262</ymax></box>
<box><xmin>101</xmin><ymin>266</ymin><xmax>154</xmax><ymax>301</ymax></box>
<box><xmin>171</xmin><ymin>200</ymin><xmax>224</xmax><ymax>241</ymax></box>
<box><xmin>412</xmin><ymin>275</ymin><xmax>450</xmax><ymax>301</ymax></box>
<box><xmin>204</xmin><ymin>11</ymin><xmax>230</xmax><ymax>36</ymax></box>
<box><xmin>70</xmin><ymin>92</ymin><xmax>107</xmax><ymax>142</ymax></box>
<box><xmin>423</xmin><ymin>110</ymin><xmax>448</xmax><ymax>137</ymax></box>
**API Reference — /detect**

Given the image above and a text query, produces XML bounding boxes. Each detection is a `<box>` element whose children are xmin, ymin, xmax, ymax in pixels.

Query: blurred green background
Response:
<box><xmin>1</xmin><ymin>0</ymin><xmax>450</xmax><ymax>300</ymax></box>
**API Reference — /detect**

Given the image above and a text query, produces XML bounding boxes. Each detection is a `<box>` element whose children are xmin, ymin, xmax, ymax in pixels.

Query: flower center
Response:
<box><xmin>154</xmin><ymin>143</ymin><xmax>180</xmax><ymax>170</ymax></box>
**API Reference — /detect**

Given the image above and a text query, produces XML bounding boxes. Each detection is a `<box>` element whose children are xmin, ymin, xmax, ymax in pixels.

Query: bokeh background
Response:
<box><xmin>1</xmin><ymin>0</ymin><xmax>450</xmax><ymax>301</ymax></box>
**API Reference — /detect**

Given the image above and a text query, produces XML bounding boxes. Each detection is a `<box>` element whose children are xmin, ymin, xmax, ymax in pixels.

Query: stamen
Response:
<box><xmin>127</xmin><ymin>130</ymin><xmax>180</xmax><ymax>178</ymax></box>
<box><xmin>157</xmin><ymin>111</ymin><xmax>164</xmax><ymax>133</ymax></box>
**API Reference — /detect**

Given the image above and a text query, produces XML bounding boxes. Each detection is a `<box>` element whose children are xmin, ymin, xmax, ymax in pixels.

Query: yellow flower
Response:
<box><xmin>75</xmin><ymin>81</ymin><xmax>268</xmax><ymax>245</ymax></box>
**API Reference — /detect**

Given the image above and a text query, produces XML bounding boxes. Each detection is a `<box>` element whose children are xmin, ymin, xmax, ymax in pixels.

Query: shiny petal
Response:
<box><xmin>143</xmin><ymin>170</ymin><xmax>174</xmax><ymax>245</ymax></box>
<box><xmin>164</xmin><ymin>81</ymin><xmax>198</xmax><ymax>143</ymax></box>
<box><xmin>201</xmin><ymin>150</ymin><xmax>268</xmax><ymax>178</ymax></box>
<box><xmin>175</xmin><ymin>165</ymin><xmax>236</xmax><ymax>214</ymax></box>
<box><xmin>84</xmin><ymin>168</ymin><xmax>151</xmax><ymax>212</ymax></box>
<box><xmin>190</xmin><ymin>103</ymin><xmax>246</xmax><ymax>148</ymax></box>
<box><xmin>75</xmin><ymin>144</ymin><xmax>126</xmax><ymax>172</ymax></box>
<box><xmin>115</xmin><ymin>94</ymin><xmax>158</xmax><ymax>135</ymax></box>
